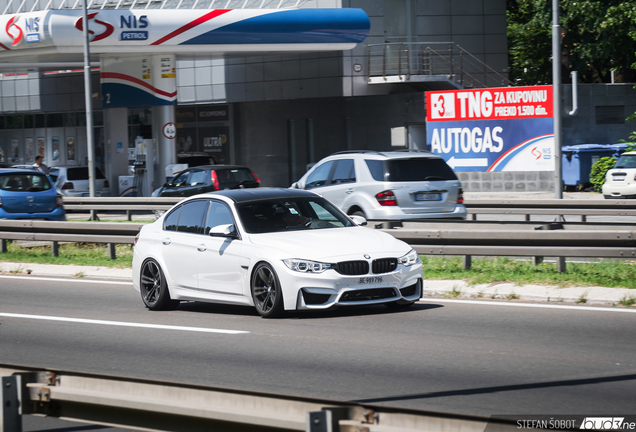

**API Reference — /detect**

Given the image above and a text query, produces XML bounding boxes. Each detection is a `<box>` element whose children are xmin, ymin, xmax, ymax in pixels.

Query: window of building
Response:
<box><xmin>6</xmin><ymin>115</ymin><xmax>23</xmax><ymax>129</ymax></box>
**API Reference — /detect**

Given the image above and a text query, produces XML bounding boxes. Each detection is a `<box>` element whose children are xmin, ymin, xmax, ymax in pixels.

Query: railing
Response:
<box><xmin>0</xmin><ymin>219</ymin><xmax>634</xmax><ymax>271</ymax></box>
<box><xmin>0</xmin><ymin>363</ymin><xmax>519</xmax><ymax>432</ymax></box>
<box><xmin>366</xmin><ymin>42</ymin><xmax>512</xmax><ymax>89</ymax></box>
<box><xmin>0</xmin><ymin>220</ymin><xmax>143</xmax><ymax>259</ymax></box>
<box><xmin>62</xmin><ymin>197</ymin><xmax>636</xmax><ymax>223</ymax></box>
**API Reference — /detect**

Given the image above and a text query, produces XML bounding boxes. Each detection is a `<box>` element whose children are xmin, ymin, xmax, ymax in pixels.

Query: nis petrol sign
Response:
<box><xmin>426</xmin><ymin>86</ymin><xmax>555</xmax><ymax>172</ymax></box>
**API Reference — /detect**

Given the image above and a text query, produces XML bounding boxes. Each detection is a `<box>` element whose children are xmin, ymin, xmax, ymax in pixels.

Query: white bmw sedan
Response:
<box><xmin>132</xmin><ymin>188</ymin><xmax>423</xmax><ymax>318</ymax></box>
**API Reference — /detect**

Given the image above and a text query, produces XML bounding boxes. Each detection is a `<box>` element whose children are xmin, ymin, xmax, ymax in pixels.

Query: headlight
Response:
<box><xmin>283</xmin><ymin>259</ymin><xmax>332</xmax><ymax>273</ymax></box>
<box><xmin>398</xmin><ymin>249</ymin><xmax>420</xmax><ymax>266</ymax></box>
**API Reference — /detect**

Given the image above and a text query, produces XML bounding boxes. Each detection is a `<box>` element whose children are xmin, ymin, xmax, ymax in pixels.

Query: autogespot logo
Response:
<box><xmin>580</xmin><ymin>417</ymin><xmax>636</xmax><ymax>430</ymax></box>
<box><xmin>74</xmin><ymin>12</ymin><xmax>114</xmax><ymax>42</ymax></box>
<box><xmin>5</xmin><ymin>15</ymin><xmax>23</xmax><ymax>46</ymax></box>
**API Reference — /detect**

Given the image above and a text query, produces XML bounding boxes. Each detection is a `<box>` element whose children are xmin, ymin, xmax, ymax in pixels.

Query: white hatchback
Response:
<box><xmin>603</xmin><ymin>151</ymin><xmax>636</xmax><ymax>199</ymax></box>
<box><xmin>132</xmin><ymin>188</ymin><xmax>423</xmax><ymax>318</ymax></box>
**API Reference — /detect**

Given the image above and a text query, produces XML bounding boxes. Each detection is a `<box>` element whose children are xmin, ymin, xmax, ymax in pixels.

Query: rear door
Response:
<box><xmin>385</xmin><ymin>158</ymin><xmax>460</xmax><ymax>214</ymax></box>
<box><xmin>66</xmin><ymin>167</ymin><xmax>90</xmax><ymax>195</ymax></box>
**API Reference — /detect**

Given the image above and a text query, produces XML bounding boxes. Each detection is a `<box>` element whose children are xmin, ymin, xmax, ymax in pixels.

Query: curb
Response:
<box><xmin>424</xmin><ymin>280</ymin><xmax>635</xmax><ymax>306</ymax></box>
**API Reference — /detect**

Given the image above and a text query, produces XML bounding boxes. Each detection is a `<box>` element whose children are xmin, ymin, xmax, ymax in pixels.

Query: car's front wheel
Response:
<box><xmin>140</xmin><ymin>259</ymin><xmax>180</xmax><ymax>311</ymax></box>
<box><xmin>251</xmin><ymin>263</ymin><xmax>284</xmax><ymax>318</ymax></box>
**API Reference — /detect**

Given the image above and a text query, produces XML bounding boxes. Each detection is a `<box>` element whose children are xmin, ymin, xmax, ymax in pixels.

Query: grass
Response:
<box><xmin>1</xmin><ymin>243</ymin><xmax>635</xmax><ymax>291</ymax></box>
<box><xmin>420</xmin><ymin>256</ymin><xmax>636</xmax><ymax>289</ymax></box>
<box><xmin>0</xmin><ymin>241</ymin><xmax>133</xmax><ymax>268</ymax></box>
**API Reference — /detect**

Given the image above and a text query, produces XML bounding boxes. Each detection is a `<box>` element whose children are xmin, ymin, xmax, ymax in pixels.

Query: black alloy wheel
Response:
<box><xmin>251</xmin><ymin>263</ymin><xmax>284</xmax><ymax>318</ymax></box>
<box><xmin>140</xmin><ymin>259</ymin><xmax>180</xmax><ymax>311</ymax></box>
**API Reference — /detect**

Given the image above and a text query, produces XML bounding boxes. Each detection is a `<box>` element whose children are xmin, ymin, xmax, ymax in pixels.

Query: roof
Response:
<box><xmin>330</xmin><ymin>149</ymin><xmax>439</xmax><ymax>159</ymax></box>
<box><xmin>201</xmin><ymin>187</ymin><xmax>317</xmax><ymax>203</ymax></box>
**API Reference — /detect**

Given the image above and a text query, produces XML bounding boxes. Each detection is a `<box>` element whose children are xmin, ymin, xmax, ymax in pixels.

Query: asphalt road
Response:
<box><xmin>1</xmin><ymin>274</ymin><xmax>635</xmax><ymax>430</ymax></box>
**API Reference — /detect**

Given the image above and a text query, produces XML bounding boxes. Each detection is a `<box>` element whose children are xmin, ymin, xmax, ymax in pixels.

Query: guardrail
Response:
<box><xmin>0</xmin><ymin>363</ymin><xmax>518</xmax><ymax>432</ymax></box>
<box><xmin>61</xmin><ymin>197</ymin><xmax>636</xmax><ymax>222</ymax></box>
<box><xmin>0</xmin><ymin>220</ymin><xmax>143</xmax><ymax>259</ymax></box>
<box><xmin>0</xmin><ymin>220</ymin><xmax>634</xmax><ymax>271</ymax></box>
<box><xmin>465</xmin><ymin>199</ymin><xmax>636</xmax><ymax>222</ymax></box>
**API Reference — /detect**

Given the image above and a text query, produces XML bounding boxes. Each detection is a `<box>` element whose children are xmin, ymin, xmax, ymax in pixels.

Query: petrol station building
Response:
<box><xmin>0</xmin><ymin>0</ymin><xmax>634</xmax><ymax>194</ymax></box>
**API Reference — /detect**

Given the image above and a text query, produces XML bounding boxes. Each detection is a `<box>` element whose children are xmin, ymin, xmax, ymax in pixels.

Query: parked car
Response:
<box><xmin>603</xmin><ymin>151</ymin><xmax>636</xmax><ymax>199</ymax></box>
<box><xmin>48</xmin><ymin>166</ymin><xmax>111</xmax><ymax>197</ymax></box>
<box><xmin>177</xmin><ymin>152</ymin><xmax>216</xmax><ymax>167</ymax></box>
<box><xmin>132</xmin><ymin>188</ymin><xmax>423</xmax><ymax>317</ymax></box>
<box><xmin>0</xmin><ymin>168</ymin><xmax>65</xmax><ymax>221</ymax></box>
<box><xmin>291</xmin><ymin>150</ymin><xmax>466</xmax><ymax>220</ymax></box>
<box><xmin>154</xmin><ymin>165</ymin><xmax>260</xmax><ymax>198</ymax></box>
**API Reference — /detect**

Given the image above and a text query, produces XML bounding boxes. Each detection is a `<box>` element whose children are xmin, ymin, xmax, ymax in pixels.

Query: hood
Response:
<box><xmin>246</xmin><ymin>227</ymin><xmax>410</xmax><ymax>261</ymax></box>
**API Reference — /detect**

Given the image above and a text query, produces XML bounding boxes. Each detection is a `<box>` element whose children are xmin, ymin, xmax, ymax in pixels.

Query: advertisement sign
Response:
<box><xmin>101</xmin><ymin>55</ymin><xmax>177</xmax><ymax>108</ymax></box>
<box><xmin>426</xmin><ymin>85</ymin><xmax>554</xmax><ymax>172</ymax></box>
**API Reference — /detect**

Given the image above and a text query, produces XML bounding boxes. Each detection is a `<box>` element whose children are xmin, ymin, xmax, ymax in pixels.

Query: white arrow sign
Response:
<box><xmin>447</xmin><ymin>156</ymin><xmax>489</xmax><ymax>170</ymax></box>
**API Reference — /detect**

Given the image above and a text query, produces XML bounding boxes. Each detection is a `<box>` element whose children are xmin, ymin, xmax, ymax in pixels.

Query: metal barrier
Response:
<box><xmin>61</xmin><ymin>197</ymin><xmax>636</xmax><ymax>222</ymax></box>
<box><xmin>465</xmin><ymin>199</ymin><xmax>636</xmax><ymax>222</ymax></box>
<box><xmin>0</xmin><ymin>220</ymin><xmax>634</xmax><ymax>270</ymax></box>
<box><xmin>0</xmin><ymin>220</ymin><xmax>143</xmax><ymax>259</ymax></box>
<box><xmin>0</xmin><ymin>363</ymin><xmax>518</xmax><ymax>432</ymax></box>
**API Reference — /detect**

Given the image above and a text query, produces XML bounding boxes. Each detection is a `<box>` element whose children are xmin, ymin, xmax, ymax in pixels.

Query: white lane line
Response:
<box><xmin>0</xmin><ymin>275</ymin><xmax>131</xmax><ymax>285</ymax></box>
<box><xmin>0</xmin><ymin>313</ymin><xmax>249</xmax><ymax>334</ymax></box>
<box><xmin>420</xmin><ymin>298</ymin><xmax>636</xmax><ymax>313</ymax></box>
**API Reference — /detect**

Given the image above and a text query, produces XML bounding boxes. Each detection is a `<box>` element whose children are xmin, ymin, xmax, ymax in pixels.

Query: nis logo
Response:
<box><xmin>5</xmin><ymin>15</ymin><xmax>41</xmax><ymax>46</ymax></box>
<box><xmin>74</xmin><ymin>13</ymin><xmax>149</xmax><ymax>42</ymax></box>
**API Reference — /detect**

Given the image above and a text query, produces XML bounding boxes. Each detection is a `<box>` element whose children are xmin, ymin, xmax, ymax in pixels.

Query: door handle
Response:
<box><xmin>162</xmin><ymin>237</ymin><xmax>171</xmax><ymax>245</ymax></box>
<box><xmin>346</xmin><ymin>188</ymin><xmax>354</xmax><ymax>194</ymax></box>
<box><xmin>197</xmin><ymin>244</ymin><xmax>206</xmax><ymax>252</ymax></box>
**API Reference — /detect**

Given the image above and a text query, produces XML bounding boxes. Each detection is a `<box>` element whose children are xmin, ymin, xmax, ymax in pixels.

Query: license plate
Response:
<box><xmin>359</xmin><ymin>276</ymin><xmax>383</xmax><ymax>284</ymax></box>
<box><xmin>415</xmin><ymin>193</ymin><xmax>441</xmax><ymax>201</ymax></box>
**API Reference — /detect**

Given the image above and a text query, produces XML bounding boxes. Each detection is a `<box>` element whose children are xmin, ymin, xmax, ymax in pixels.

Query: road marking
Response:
<box><xmin>0</xmin><ymin>313</ymin><xmax>250</xmax><ymax>334</ymax></box>
<box><xmin>421</xmin><ymin>298</ymin><xmax>636</xmax><ymax>313</ymax></box>
<box><xmin>0</xmin><ymin>275</ymin><xmax>131</xmax><ymax>285</ymax></box>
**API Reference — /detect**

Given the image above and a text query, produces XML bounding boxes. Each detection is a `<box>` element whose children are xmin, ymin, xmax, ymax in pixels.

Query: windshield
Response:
<box><xmin>237</xmin><ymin>197</ymin><xmax>354</xmax><ymax>234</ymax></box>
<box><xmin>0</xmin><ymin>173</ymin><xmax>52</xmax><ymax>191</ymax></box>
<box><xmin>614</xmin><ymin>155</ymin><xmax>636</xmax><ymax>169</ymax></box>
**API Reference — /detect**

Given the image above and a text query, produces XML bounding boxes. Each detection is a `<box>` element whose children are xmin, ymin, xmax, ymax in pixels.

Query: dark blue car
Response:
<box><xmin>0</xmin><ymin>169</ymin><xmax>66</xmax><ymax>221</ymax></box>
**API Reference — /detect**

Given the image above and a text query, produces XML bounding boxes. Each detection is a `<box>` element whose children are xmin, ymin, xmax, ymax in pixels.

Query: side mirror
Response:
<box><xmin>349</xmin><ymin>215</ymin><xmax>367</xmax><ymax>226</ymax></box>
<box><xmin>290</xmin><ymin>182</ymin><xmax>299</xmax><ymax>189</ymax></box>
<box><xmin>209</xmin><ymin>224</ymin><xmax>238</xmax><ymax>238</ymax></box>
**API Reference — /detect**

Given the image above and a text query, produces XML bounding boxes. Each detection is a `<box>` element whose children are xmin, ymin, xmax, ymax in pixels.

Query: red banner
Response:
<box><xmin>426</xmin><ymin>85</ymin><xmax>553</xmax><ymax>122</ymax></box>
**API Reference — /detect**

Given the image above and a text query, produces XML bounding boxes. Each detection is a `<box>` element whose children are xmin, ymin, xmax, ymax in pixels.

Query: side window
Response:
<box><xmin>189</xmin><ymin>170</ymin><xmax>207</xmax><ymax>186</ymax></box>
<box><xmin>331</xmin><ymin>159</ymin><xmax>355</xmax><ymax>184</ymax></box>
<box><xmin>171</xmin><ymin>171</ymin><xmax>191</xmax><ymax>187</ymax></box>
<box><xmin>164</xmin><ymin>205</ymin><xmax>182</xmax><ymax>231</ymax></box>
<box><xmin>176</xmin><ymin>200</ymin><xmax>208</xmax><ymax>234</ymax></box>
<box><xmin>204</xmin><ymin>201</ymin><xmax>235</xmax><ymax>234</ymax></box>
<box><xmin>365</xmin><ymin>159</ymin><xmax>386</xmax><ymax>181</ymax></box>
<box><xmin>305</xmin><ymin>161</ymin><xmax>334</xmax><ymax>189</ymax></box>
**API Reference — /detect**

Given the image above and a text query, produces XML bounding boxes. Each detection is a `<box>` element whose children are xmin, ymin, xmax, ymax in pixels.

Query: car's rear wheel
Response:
<box><xmin>251</xmin><ymin>263</ymin><xmax>284</xmax><ymax>318</ymax></box>
<box><xmin>350</xmin><ymin>209</ymin><xmax>366</xmax><ymax>218</ymax></box>
<box><xmin>140</xmin><ymin>259</ymin><xmax>180</xmax><ymax>311</ymax></box>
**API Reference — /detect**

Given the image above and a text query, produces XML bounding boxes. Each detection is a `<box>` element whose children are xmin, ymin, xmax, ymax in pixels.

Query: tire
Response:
<box><xmin>139</xmin><ymin>259</ymin><xmax>180</xmax><ymax>311</ymax></box>
<box><xmin>251</xmin><ymin>262</ymin><xmax>284</xmax><ymax>318</ymax></box>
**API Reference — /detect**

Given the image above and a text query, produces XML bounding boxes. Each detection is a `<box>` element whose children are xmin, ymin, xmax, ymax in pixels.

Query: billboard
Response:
<box><xmin>426</xmin><ymin>85</ymin><xmax>554</xmax><ymax>172</ymax></box>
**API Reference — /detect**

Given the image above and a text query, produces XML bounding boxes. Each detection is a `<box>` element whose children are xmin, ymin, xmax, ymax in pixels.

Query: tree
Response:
<box><xmin>507</xmin><ymin>0</ymin><xmax>636</xmax><ymax>85</ymax></box>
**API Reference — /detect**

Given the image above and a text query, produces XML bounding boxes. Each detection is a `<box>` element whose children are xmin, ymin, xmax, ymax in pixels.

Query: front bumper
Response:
<box><xmin>287</xmin><ymin>263</ymin><xmax>423</xmax><ymax>310</ymax></box>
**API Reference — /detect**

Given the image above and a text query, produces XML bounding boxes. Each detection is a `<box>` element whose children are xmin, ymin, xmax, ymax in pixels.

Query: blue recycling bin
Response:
<box><xmin>561</xmin><ymin>143</ymin><xmax>630</xmax><ymax>190</ymax></box>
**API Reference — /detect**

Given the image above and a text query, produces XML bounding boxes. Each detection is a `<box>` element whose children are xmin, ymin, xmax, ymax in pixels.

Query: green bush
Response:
<box><xmin>589</xmin><ymin>156</ymin><xmax>617</xmax><ymax>192</ymax></box>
